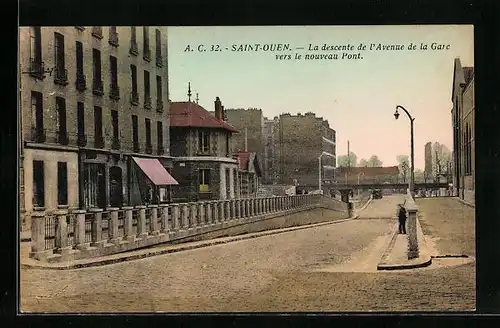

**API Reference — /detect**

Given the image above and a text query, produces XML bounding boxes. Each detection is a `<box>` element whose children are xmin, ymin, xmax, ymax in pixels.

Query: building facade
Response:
<box><xmin>236</xmin><ymin>152</ymin><xmax>262</xmax><ymax>198</ymax></box>
<box><xmin>222</xmin><ymin>107</ymin><xmax>264</xmax><ymax>159</ymax></box>
<box><xmin>334</xmin><ymin>166</ymin><xmax>400</xmax><ymax>185</ymax></box>
<box><xmin>262</xmin><ymin>117</ymin><xmax>278</xmax><ymax>184</ymax></box>
<box><xmin>19</xmin><ymin>26</ymin><xmax>172</xmax><ymax>230</ymax></box>
<box><xmin>451</xmin><ymin>58</ymin><xmax>475</xmax><ymax>203</ymax></box>
<box><xmin>274</xmin><ymin>112</ymin><xmax>336</xmax><ymax>187</ymax></box>
<box><xmin>169</xmin><ymin>97</ymin><xmax>239</xmax><ymax>202</ymax></box>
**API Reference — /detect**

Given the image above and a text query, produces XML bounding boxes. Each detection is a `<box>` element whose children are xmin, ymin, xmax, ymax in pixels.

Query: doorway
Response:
<box><xmin>109</xmin><ymin>166</ymin><xmax>123</xmax><ymax>208</ymax></box>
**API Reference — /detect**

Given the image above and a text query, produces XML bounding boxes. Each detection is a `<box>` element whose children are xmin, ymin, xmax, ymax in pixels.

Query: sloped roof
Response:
<box><xmin>463</xmin><ymin>67</ymin><xmax>474</xmax><ymax>86</ymax></box>
<box><xmin>169</xmin><ymin>101</ymin><xmax>238</xmax><ymax>132</ymax></box>
<box><xmin>237</xmin><ymin>151</ymin><xmax>262</xmax><ymax>177</ymax></box>
<box><xmin>335</xmin><ymin>166</ymin><xmax>400</xmax><ymax>176</ymax></box>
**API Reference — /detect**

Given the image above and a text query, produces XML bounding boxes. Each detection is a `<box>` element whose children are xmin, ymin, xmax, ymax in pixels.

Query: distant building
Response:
<box><xmin>169</xmin><ymin>97</ymin><xmax>239</xmax><ymax>202</ymax></box>
<box><xmin>236</xmin><ymin>152</ymin><xmax>262</xmax><ymax>198</ymax></box>
<box><xmin>262</xmin><ymin>117</ymin><xmax>278</xmax><ymax>184</ymax></box>
<box><xmin>274</xmin><ymin>112</ymin><xmax>336</xmax><ymax>187</ymax></box>
<box><xmin>222</xmin><ymin>108</ymin><xmax>264</xmax><ymax>158</ymax></box>
<box><xmin>451</xmin><ymin>58</ymin><xmax>475</xmax><ymax>203</ymax></box>
<box><xmin>424</xmin><ymin>142</ymin><xmax>433</xmax><ymax>182</ymax></box>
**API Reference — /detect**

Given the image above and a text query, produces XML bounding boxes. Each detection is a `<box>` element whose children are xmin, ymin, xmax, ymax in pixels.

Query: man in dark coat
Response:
<box><xmin>398</xmin><ymin>204</ymin><xmax>407</xmax><ymax>234</ymax></box>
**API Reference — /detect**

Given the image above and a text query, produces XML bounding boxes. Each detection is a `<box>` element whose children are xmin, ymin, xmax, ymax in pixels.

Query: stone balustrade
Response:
<box><xmin>29</xmin><ymin>194</ymin><xmax>333</xmax><ymax>262</ymax></box>
<box><xmin>404</xmin><ymin>189</ymin><xmax>419</xmax><ymax>259</ymax></box>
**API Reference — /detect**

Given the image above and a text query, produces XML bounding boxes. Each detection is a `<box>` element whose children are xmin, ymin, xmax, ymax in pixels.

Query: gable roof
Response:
<box><xmin>335</xmin><ymin>166</ymin><xmax>400</xmax><ymax>176</ymax></box>
<box><xmin>237</xmin><ymin>151</ymin><xmax>262</xmax><ymax>177</ymax></box>
<box><xmin>169</xmin><ymin>101</ymin><xmax>238</xmax><ymax>132</ymax></box>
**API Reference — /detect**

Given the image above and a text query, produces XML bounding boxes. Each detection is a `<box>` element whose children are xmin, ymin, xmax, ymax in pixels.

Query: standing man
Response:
<box><xmin>398</xmin><ymin>204</ymin><xmax>407</xmax><ymax>234</ymax></box>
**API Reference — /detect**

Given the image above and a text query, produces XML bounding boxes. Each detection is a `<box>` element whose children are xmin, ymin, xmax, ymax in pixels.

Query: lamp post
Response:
<box><xmin>318</xmin><ymin>151</ymin><xmax>335</xmax><ymax>194</ymax></box>
<box><xmin>394</xmin><ymin>105</ymin><xmax>415</xmax><ymax>196</ymax></box>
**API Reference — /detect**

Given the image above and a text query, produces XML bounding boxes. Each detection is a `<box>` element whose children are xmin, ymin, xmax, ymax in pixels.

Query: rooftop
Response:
<box><xmin>169</xmin><ymin>101</ymin><xmax>237</xmax><ymax>132</ymax></box>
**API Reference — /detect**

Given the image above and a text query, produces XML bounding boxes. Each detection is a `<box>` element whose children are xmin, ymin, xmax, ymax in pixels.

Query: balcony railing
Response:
<box><xmin>56</xmin><ymin>130</ymin><xmax>69</xmax><ymax>145</ymax></box>
<box><xmin>29</xmin><ymin>58</ymin><xmax>45</xmax><ymax>80</ymax></box>
<box><xmin>145</xmin><ymin>144</ymin><xmax>153</xmax><ymax>154</ymax></box>
<box><xmin>76</xmin><ymin>72</ymin><xmax>86</xmax><ymax>91</ymax></box>
<box><xmin>156</xmin><ymin>99</ymin><xmax>163</xmax><ymax>112</ymax></box>
<box><xmin>144</xmin><ymin>96</ymin><xmax>152</xmax><ymax>110</ymax></box>
<box><xmin>130</xmin><ymin>41</ymin><xmax>138</xmax><ymax>56</ymax></box>
<box><xmin>94</xmin><ymin>136</ymin><xmax>105</xmax><ymax>149</ymax></box>
<box><xmin>54</xmin><ymin>67</ymin><xmax>69</xmax><ymax>86</ymax></box>
<box><xmin>111</xmin><ymin>138</ymin><xmax>120</xmax><ymax>150</ymax></box>
<box><xmin>109</xmin><ymin>84</ymin><xmax>120</xmax><ymax>100</ymax></box>
<box><xmin>109</xmin><ymin>32</ymin><xmax>119</xmax><ymax>47</ymax></box>
<box><xmin>143</xmin><ymin>48</ymin><xmax>151</xmax><ymax>62</ymax></box>
<box><xmin>156</xmin><ymin>53</ymin><xmax>163</xmax><ymax>67</ymax></box>
<box><xmin>30</xmin><ymin>127</ymin><xmax>46</xmax><ymax>143</ymax></box>
<box><xmin>133</xmin><ymin>142</ymin><xmax>140</xmax><ymax>153</ymax></box>
<box><xmin>130</xmin><ymin>91</ymin><xmax>139</xmax><ymax>106</ymax></box>
<box><xmin>92</xmin><ymin>79</ymin><xmax>104</xmax><ymax>96</ymax></box>
<box><xmin>77</xmin><ymin>134</ymin><xmax>87</xmax><ymax>147</ymax></box>
<box><xmin>92</xmin><ymin>27</ymin><xmax>103</xmax><ymax>39</ymax></box>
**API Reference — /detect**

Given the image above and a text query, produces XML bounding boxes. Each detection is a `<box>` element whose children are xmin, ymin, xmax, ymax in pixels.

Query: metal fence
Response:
<box><xmin>101</xmin><ymin>211</ymin><xmax>110</xmax><ymax>241</ymax></box>
<box><xmin>67</xmin><ymin>213</ymin><xmax>76</xmax><ymax>247</ymax></box>
<box><xmin>44</xmin><ymin>215</ymin><xmax>56</xmax><ymax>250</ymax></box>
<box><xmin>117</xmin><ymin>210</ymin><xmax>125</xmax><ymax>237</ymax></box>
<box><xmin>84</xmin><ymin>212</ymin><xmax>93</xmax><ymax>243</ymax></box>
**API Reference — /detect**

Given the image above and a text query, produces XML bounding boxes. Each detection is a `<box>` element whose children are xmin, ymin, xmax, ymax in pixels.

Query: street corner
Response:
<box><xmin>377</xmin><ymin>233</ymin><xmax>433</xmax><ymax>271</ymax></box>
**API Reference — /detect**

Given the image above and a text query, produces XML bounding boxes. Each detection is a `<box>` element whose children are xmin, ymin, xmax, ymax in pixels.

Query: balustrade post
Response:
<box><xmin>181</xmin><ymin>204</ymin><xmax>189</xmax><ymax>229</ymax></box>
<box><xmin>148</xmin><ymin>205</ymin><xmax>160</xmax><ymax>235</ymax></box>
<box><xmin>171</xmin><ymin>204</ymin><xmax>180</xmax><ymax>230</ymax></box>
<box><xmin>159</xmin><ymin>204</ymin><xmax>170</xmax><ymax>232</ymax></box>
<box><xmin>73</xmin><ymin>210</ymin><xmax>89</xmax><ymax>250</ymax></box>
<box><xmin>122</xmin><ymin>206</ymin><xmax>135</xmax><ymax>242</ymax></box>
<box><xmin>225</xmin><ymin>200</ymin><xmax>231</xmax><ymax>221</ymax></box>
<box><xmin>235</xmin><ymin>199</ymin><xmax>240</xmax><ymax>219</ymax></box>
<box><xmin>230</xmin><ymin>200</ymin><xmax>236</xmax><ymax>220</ymax></box>
<box><xmin>189</xmin><ymin>203</ymin><xmax>197</xmax><ymax>228</ymax></box>
<box><xmin>107</xmin><ymin>207</ymin><xmax>121</xmax><ymax>244</ymax></box>
<box><xmin>407</xmin><ymin>208</ymin><xmax>419</xmax><ymax>259</ymax></box>
<box><xmin>247</xmin><ymin>198</ymin><xmax>253</xmax><ymax>217</ymax></box>
<box><xmin>213</xmin><ymin>201</ymin><xmax>219</xmax><ymax>224</ymax></box>
<box><xmin>205</xmin><ymin>202</ymin><xmax>212</xmax><ymax>225</ymax></box>
<box><xmin>89</xmin><ymin>208</ymin><xmax>106</xmax><ymax>247</ymax></box>
<box><xmin>54</xmin><ymin>209</ymin><xmax>71</xmax><ymax>255</ymax></box>
<box><xmin>29</xmin><ymin>211</ymin><xmax>48</xmax><ymax>258</ymax></box>
<box><xmin>136</xmin><ymin>205</ymin><xmax>148</xmax><ymax>239</ymax></box>
<box><xmin>198</xmin><ymin>202</ymin><xmax>205</xmax><ymax>226</ymax></box>
<box><xmin>218</xmin><ymin>201</ymin><xmax>225</xmax><ymax>222</ymax></box>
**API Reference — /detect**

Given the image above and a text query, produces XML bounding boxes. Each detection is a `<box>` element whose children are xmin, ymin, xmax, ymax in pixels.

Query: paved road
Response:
<box><xmin>358</xmin><ymin>194</ymin><xmax>406</xmax><ymax>219</ymax></box>
<box><xmin>20</xmin><ymin>196</ymin><xmax>475</xmax><ymax>312</ymax></box>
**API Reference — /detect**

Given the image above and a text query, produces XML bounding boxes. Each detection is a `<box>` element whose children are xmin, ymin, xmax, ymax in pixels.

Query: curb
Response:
<box><xmin>457</xmin><ymin>197</ymin><xmax>475</xmax><ymax>208</ymax></box>
<box><xmin>21</xmin><ymin>213</ymin><xmax>360</xmax><ymax>270</ymax></box>
<box><xmin>376</xmin><ymin>255</ymin><xmax>432</xmax><ymax>271</ymax></box>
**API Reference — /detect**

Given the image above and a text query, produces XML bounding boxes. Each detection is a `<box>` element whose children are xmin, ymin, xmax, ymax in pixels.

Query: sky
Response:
<box><xmin>167</xmin><ymin>25</ymin><xmax>474</xmax><ymax>170</ymax></box>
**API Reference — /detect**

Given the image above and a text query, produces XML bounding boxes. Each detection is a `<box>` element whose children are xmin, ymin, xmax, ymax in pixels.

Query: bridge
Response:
<box><xmin>329</xmin><ymin>182</ymin><xmax>449</xmax><ymax>190</ymax></box>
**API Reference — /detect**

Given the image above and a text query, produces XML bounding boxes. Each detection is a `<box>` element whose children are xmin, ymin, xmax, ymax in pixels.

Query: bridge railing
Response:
<box><xmin>29</xmin><ymin>194</ymin><xmax>328</xmax><ymax>262</ymax></box>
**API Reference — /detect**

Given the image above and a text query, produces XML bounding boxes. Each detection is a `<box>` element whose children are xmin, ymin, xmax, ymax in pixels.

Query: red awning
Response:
<box><xmin>132</xmin><ymin>157</ymin><xmax>179</xmax><ymax>186</ymax></box>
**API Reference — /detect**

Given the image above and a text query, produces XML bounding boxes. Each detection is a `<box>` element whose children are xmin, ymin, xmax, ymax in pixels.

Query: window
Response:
<box><xmin>92</xmin><ymin>26</ymin><xmax>103</xmax><ymax>39</ymax></box>
<box><xmin>144</xmin><ymin>70</ymin><xmax>150</xmax><ymax>98</ymax></box>
<box><xmin>199</xmin><ymin>169</ymin><xmax>211</xmax><ymax>192</ymax></box>
<box><xmin>55</xmin><ymin>97</ymin><xmax>67</xmax><ymax>144</ymax></box>
<box><xmin>156</xmin><ymin>75</ymin><xmax>162</xmax><ymax>101</ymax></box>
<box><xmin>94</xmin><ymin>106</ymin><xmax>103</xmax><ymax>147</ymax></box>
<box><xmin>130</xmin><ymin>27</ymin><xmax>138</xmax><ymax>55</ymax></box>
<box><xmin>77</xmin><ymin>102</ymin><xmax>85</xmax><ymax>142</ymax></box>
<box><xmin>132</xmin><ymin>115</ymin><xmax>139</xmax><ymax>150</ymax></box>
<box><xmin>109</xmin><ymin>26</ymin><xmax>118</xmax><ymax>46</ymax></box>
<box><xmin>143</xmin><ymin>27</ymin><xmax>150</xmax><ymax>60</ymax></box>
<box><xmin>131</xmin><ymin>65</ymin><xmax>138</xmax><ymax>93</ymax></box>
<box><xmin>29</xmin><ymin>27</ymin><xmax>43</xmax><ymax>78</ymax></box>
<box><xmin>198</xmin><ymin>130</ymin><xmax>210</xmax><ymax>153</ymax></box>
<box><xmin>30</xmin><ymin>91</ymin><xmax>44</xmax><ymax>139</ymax></box>
<box><xmin>54</xmin><ymin>33</ymin><xmax>67</xmax><ymax>84</ymax></box>
<box><xmin>157</xmin><ymin>121</ymin><xmax>163</xmax><ymax>153</ymax></box>
<box><xmin>110</xmin><ymin>56</ymin><xmax>118</xmax><ymax>88</ymax></box>
<box><xmin>145</xmin><ymin>118</ymin><xmax>152</xmax><ymax>151</ymax></box>
<box><xmin>33</xmin><ymin>160</ymin><xmax>45</xmax><ymax>207</ymax></box>
<box><xmin>57</xmin><ymin>162</ymin><xmax>68</xmax><ymax>205</ymax></box>
<box><xmin>155</xmin><ymin>29</ymin><xmax>162</xmax><ymax>67</ymax></box>
<box><xmin>75</xmin><ymin>41</ymin><xmax>85</xmax><ymax>90</ymax></box>
<box><xmin>226</xmin><ymin>134</ymin><xmax>230</xmax><ymax>155</ymax></box>
<box><xmin>111</xmin><ymin>110</ymin><xmax>119</xmax><ymax>140</ymax></box>
<box><xmin>92</xmin><ymin>49</ymin><xmax>103</xmax><ymax>94</ymax></box>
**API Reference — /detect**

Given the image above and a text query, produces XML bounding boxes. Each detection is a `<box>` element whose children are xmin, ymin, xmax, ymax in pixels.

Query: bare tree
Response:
<box><xmin>432</xmin><ymin>142</ymin><xmax>452</xmax><ymax>182</ymax></box>
<box><xmin>396</xmin><ymin>155</ymin><xmax>409</xmax><ymax>183</ymax></box>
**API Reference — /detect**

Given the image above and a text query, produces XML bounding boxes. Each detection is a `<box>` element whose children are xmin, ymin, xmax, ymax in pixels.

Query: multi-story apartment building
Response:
<box><xmin>274</xmin><ymin>112</ymin><xmax>336</xmax><ymax>187</ymax></box>
<box><xmin>19</xmin><ymin>26</ymin><xmax>174</xmax><ymax>230</ymax></box>
<box><xmin>262</xmin><ymin>117</ymin><xmax>278</xmax><ymax>184</ymax></box>
<box><xmin>169</xmin><ymin>97</ymin><xmax>239</xmax><ymax>202</ymax></box>
<box><xmin>451</xmin><ymin>57</ymin><xmax>475</xmax><ymax>203</ymax></box>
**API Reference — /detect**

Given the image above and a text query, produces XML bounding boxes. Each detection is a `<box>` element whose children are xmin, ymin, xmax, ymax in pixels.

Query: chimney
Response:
<box><xmin>214</xmin><ymin>97</ymin><xmax>222</xmax><ymax>121</ymax></box>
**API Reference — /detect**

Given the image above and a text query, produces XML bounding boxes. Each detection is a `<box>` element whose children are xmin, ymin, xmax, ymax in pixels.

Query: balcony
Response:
<box><xmin>75</xmin><ymin>72</ymin><xmax>86</xmax><ymax>91</ymax></box>
<box><xmin>129</xmin><ymin>41</ymin><xmax>138</xmax><ymax>56</ymax></box>
<box><xmin>109</xmin><ymin>33</ymin><xmax>119</xmax><ymax>47</ymax></box>
<box><xmin>111</xmin><ymin>138</ymin><xmax>120</xmax><ymax>150</ymax></box>
<box><xmin>143</xmin><ymin>48</ymin><xmax>151</xmax><ymax>62</ymax></box>
<box><xmin>77</xmin><ymin>134</ymin><xmax>87</xmax><ymax>147</ymax></box>
<box><xmin>92</xmin><ymin>27</ymin><xmax>103</xmax><ymax>39</ymax></box>
<box><xmin>30</xmin><ymin>127</ymin><xmax>46</xmax><ymax>143</ymax></box>
<box><xmin>92</xmin><ymin>79</ymin><xmax>104</xmax><ymax>96</ymax></box>
<box><xmin>94</xmin><ymin>136</ymin><xmax>105</xmax><ymax>149</ymax></box>
<box><xmin>130</xmin><ymin>91</ymin><xmax>139</xmax><ymax>106</ymax></box>
<box><xmin>145</xmin><ymin>144</ymin><xmax>153</xmax><ymax>154</ymax></box>
<box><xmin>144</xmin><ymin>96</ymin><xmax>152</xmax><ymax>110</ymax></box>
<box><xmin>29</xmin><ymin>59</ymin><xmax>45</xmax><ymax>80</ymax></box>
<box><xmin>56</xmin><ymin>130</ymin><xmax>69</xmax><ymax>145</ymax></box>
<box><xmin>54</xmin><ymin>67</ymin><xmax>69</xmax><ymax>86</ymax></box>
<box><xmin>156</xmin><ymin>53</ymin><xmax>163</xmax><ymax>67</ymax></box>
<box><xmin>109</xmin><ymin>84</ymin><xmax>120</xmax><ymax>100</ymax></box>
<box><xmin>156</xmin><ymin>99</ymin><xmax>163</xmax><ymax>112</ymax></box>
<box><xmin>133</xmin><ymin>142</ymin><xmax>140</xmax><ymax>153</ymax></box>
<box><xmin>75</xmin><ymin>26</ymin><xmax>85</xmax><ymax>31</ymax></box>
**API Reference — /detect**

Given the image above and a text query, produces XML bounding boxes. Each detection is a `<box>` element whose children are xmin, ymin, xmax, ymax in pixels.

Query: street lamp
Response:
<box><xmin>394</xmin><ymin>105</ymin><xmax>415</xmax><ymax>196</ymax></box>
<box><xmin>318</xmin><ymin>151</ymin><xmax>335</xmax><ymax>194</ymax></box>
